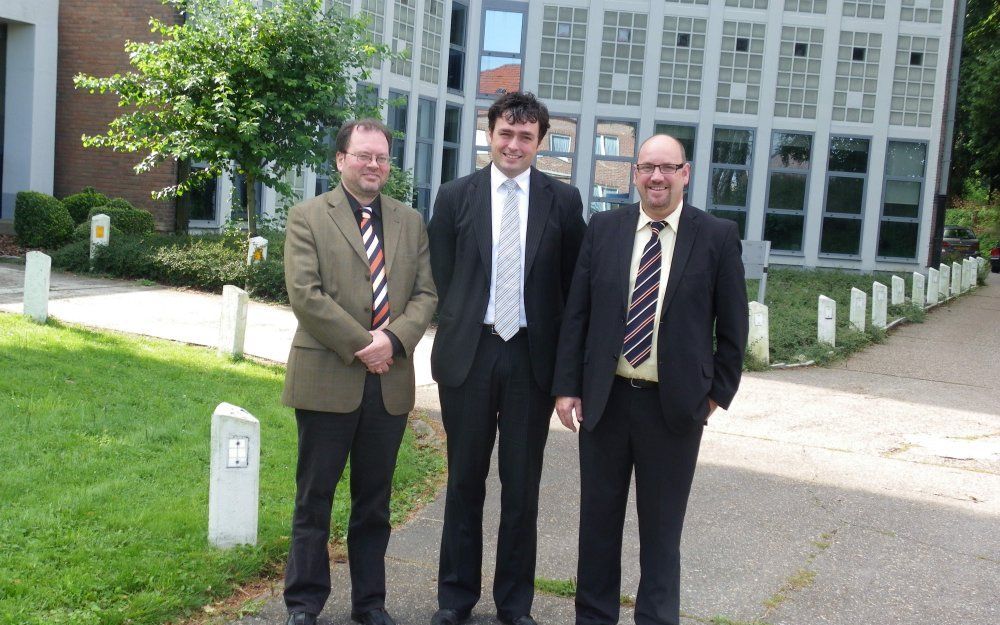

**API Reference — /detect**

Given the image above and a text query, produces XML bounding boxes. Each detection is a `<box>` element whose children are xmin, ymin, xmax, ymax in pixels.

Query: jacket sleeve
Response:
<box><xmin>709</xmin><ymin>221</ymin><xmax>749</xmax><ymax>409</ymax></box>
<box><xmin>427</xmin><ymin>184</ymin><xmax>457</xmax><ymax>314</ymax></box>
<box><xmin>385</xmin><ymin>215</ymin><xmax>438</xmax><ymax>355</ymax></box>
<box><xmin>560</xmin><ymin>186</ymin><xmax>587</xmax><ymax>301</ymax></box>
<box><xmin>551</xmin><ymin>219</ymin><xmax>595</xmax><ymax>398</ymax></box>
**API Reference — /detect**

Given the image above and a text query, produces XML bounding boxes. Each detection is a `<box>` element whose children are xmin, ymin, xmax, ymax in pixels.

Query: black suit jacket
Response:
<box><xmin>428</xmin><ymin>165</ymin><xmax>586</xmax><ymax>390</ymax></box>
<box><xmin>552</xmin><ymin>202</ymin><xmax>748</xmax><ymax>431</ymax></box>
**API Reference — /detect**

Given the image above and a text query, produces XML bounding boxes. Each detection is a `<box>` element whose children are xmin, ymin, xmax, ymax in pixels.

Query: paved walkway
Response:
<box><xmin>1</xmin><ymin>262</ymin><xmax>998</xmax><ymax>625</ymax></box>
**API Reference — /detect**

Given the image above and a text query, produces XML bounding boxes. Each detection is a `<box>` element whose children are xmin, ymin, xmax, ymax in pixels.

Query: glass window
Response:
<box><xmin>590</xmin><ymin>120</ymin><xmax>637</xmax><ymax>215</ymax></box>
<box><xmin>821</xmin><ymin>136</ymin><xmax>870</xmax><ymax>256</ymax></box>
<box><xmin>478</xmin><ymin>5</ymin><xmax>525</xmax><ymax>97</ymax></box>
<box><xmin>654</xmin><ymin>123</ymin><xmax>696</xmax><ymax>203</ymax></box>
<box><xmin>537</xmin><ymin>116</ymin><xmax>577</xmax><ymax>185</ymax></box>
<box><xmin>414</xmin><ymin>99</ymin><xmax>436</xmax><ymax>221</ymax></box>
<box><xmin>448</xmin><ymin>2</ymin><xmax>468</xmax><ymax>91</ymax></box>
<box><xmin>387</xmin><ymin>91</ymin><xmax>408</xmax><ymax>168</ymax></box>
<box><xmin>764</xmin><ymin>132</ymin><xmax>812</xmax><ymax>252</ymax></box>
<box><xmin>709</xmin><ymin>127</ymin><xmax>754</xmax><ymax>237</ymax></box>
<box><xmin>877</xmin><ymin>140</ymin><xmax>926</xmax><ymax>258</ymax></box>
<box><xmin>188</xmin><ymin>164</ymin><xmax>218</xmax><ymax>222</ymax></box>
<box><xmin>441</xmin><ymin>105</ymin><xmax>462</xmax><ymax>184</ymax></box>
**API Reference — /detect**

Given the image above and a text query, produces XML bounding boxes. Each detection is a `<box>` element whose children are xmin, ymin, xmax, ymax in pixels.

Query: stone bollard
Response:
<box><xmin>747</xmin><ymin>301</ymin><xmax>769</xmax><ymax>367</ymax></box>
<box><xmin>891</xmin><ymin>275</ymin><xmax>905</xmax><ymax>306</ymax></box>
<box><xmin>939</xmin><ymin>263</ymin><xmax>951</xmax><ymax>299</ymax></box>
<box><xmin>963</xmin><ymin>258</ymin><xmax>976</xmax><ymax>291</ymax></box>
<box><xmin>90</xmin><ymin>213</ymin><xmax>111</xmax><ymax>260</ymax></box>
<box><xmin>911</xmin><ymin>272</ymin><xmax>925</xmax><ymax>308</ymax></box>
<box><xmin>23</xmin><ymin>251</ymin><xmax>52</xmax><ymax>324</ymax></box>
<box><xmin>218</xmin><ymin>285</ymin><xmax>249</xmax><ymax>358</ymax></box>
<box><xmin>208</xmin><ymin>402</ymin><xmax>260</xmax><ymax>548</ymax></box>
<box><xmin>951</xmin><ymin>262</ymin><xmax>962</xmax><ymax>295</ymax></box>
<box><xmin>247</xmin><ymin>236</ymin><xmax>268</xmax><ymax>265</ymax></box>
<box><xmin>926</xmin><ymin>268</ymin><xmax>939</xmax><ymax>306</ymax></box>
<box><xmin>849</xmin><ymin>287</ymin><xmax>866</xmax><ymax>332</ymax></box>
<box><xmin>872</xmin><ymin>281</ymin><xmax>887</xmax><ymax>329</ymax></box>
<box><xmin>817</xmin><ymin>295</ymin><xmax>836</xmax><ymax>347</ymax></box>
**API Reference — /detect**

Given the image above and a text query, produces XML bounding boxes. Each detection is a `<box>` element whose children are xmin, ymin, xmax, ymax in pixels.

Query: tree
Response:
<box><xmin>75</xmin><ymin>0</ymin><xmax>389</xmax><ymax>236</ymax></box>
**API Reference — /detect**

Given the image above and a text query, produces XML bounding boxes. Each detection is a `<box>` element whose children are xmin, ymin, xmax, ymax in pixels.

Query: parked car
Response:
<box><xmin>990</xmin><ymin>244</ymin><xmax>999</xmax><ymax>273</ymax></box>
<box><xmin>941</xmin><ymin>225</ymin><xmax>980</xmax><ymax>260</ymax></box>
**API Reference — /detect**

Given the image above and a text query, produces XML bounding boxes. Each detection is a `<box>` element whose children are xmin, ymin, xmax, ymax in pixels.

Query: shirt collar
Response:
<box><xmin>343</xmin><ymin>187</ymin><xmax>382</xmax><ymax>219</ymax></box>
<box><xmin>636</xmin><ymin>200</ymin><xmax>683</xmax><ymax>234</ymax></box>
<box><xmin>490</xmin><ymin>163</ymin><xmax>531</xmax><ymax>195</ymax></box>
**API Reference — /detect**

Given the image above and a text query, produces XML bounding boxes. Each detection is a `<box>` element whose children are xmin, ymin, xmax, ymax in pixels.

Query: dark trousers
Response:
<box><xmin>437</xmin><ymin>328</ymin><xmax>553</xmax><ymax>620</ymax></box>
<box><xmin>284</xmin><ymin>374</ymin><xmax>407</xmax><ymax>616</ymax></box>
<box><xmin>576</xmin><ymin>377</ymin><xmax>703</xmax><ymax>625</ymax></box>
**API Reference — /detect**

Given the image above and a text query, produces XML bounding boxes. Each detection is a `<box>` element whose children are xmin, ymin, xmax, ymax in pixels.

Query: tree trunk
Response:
<box><xmin>175</xmin><ymin>160</ymin><xmax>192</xmax><ymax>233</ymax></box>
<box><xmin>246</xmin><ymin>170</ymin><xmax>258</xmax><ymax>239</ymax></box>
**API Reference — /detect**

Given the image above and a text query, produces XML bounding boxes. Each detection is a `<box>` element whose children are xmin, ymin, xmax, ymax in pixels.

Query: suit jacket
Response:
<box><xmin>282</xmin><ymin>184</ymin><xmax>437</xmax><ymax>415</ymax></box>
<box><xmin>428</xmin><ymin>165</ymin><xmax>586</xmax><ymax>390</ymax></box>
<box><xmin>551</xmin><ymin>202</ymin><xmax>748</xmax><ymax>431</ymax></box>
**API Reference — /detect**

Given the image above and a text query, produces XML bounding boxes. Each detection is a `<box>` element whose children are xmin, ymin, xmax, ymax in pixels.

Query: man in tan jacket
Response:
<box><xmin>282</xmin><ymin>119</ymin><xmax>436</xmax><ymax>625</ymax></box>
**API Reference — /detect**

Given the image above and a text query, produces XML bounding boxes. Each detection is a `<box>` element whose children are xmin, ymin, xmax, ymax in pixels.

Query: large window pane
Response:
<box><xmin>767</xmin><ymin>172</ymin><xmax>807</xmax><ymax>211</ymax></box>
<box><xmin>482</xmin><ymin>10</ymin><xmax>523</xmax><ymax>53</ymax></box>
<box><xmin>769</xmin><ymin>132</ymin><xmax>812</xmax><ymax>169</ymax></box>
<box><xmin>820</xmin><ymin>217</ymin><xmax>862</xmax><ymax>255</ymax></box>
<box><xmin>825</xmin><ymin>177</ymin><xmax>865</xmax><ymax>214</ymax></box>
<box><xmin>592</xmin><ymin>161</ymin><xmax>632</xmax><ymax>203</ymax></box>
<box><xmin>654</xmin><ymin>123</ymin><xmax>696</xmax><ymax>161</ymax></box>
<box><xmin>708</xmin><ymin>209</ymin><xmax>747</xmax><ymax>236</ymax></box>
<box><xmin>828</xmin><ymin>137</ymin><xmax>870</xmax><ymax>173</ymax></box>
<box><xmin>883</xmin><ymin>180</ymin><xmax>920</xmax><ymax>218</ymax></box>
<box><xmin>479</xmin><ymin>57</ymin><xmax>522</xmax><ymax>96</ymax></box>
<box><xmin>712</xmin><ymin>128</ymin><xmax>753</xmax><ymax>164</ymax></box>
<box><xmin>877</xmin><ymin>220</ymin><xmax>919</xmax><ymax>258</ymax></box>
<box><xmin>444</xmin><ymin>107</ymin><xmax>461</xmax><ymax>143</ymax></box>
<box><xmin>885</xmin><ymin>141</ymin><xmax>926</xmax><ymax>177</ymax></box>
<box><xmin>711</xmin><ymin>169</ymin><xmax>749</xmax><ymax>206</ymax></box>
<box><xmin>764</xmin><ymin>213</ymin><xmax>805</xmax><ymax>252</ymax></box>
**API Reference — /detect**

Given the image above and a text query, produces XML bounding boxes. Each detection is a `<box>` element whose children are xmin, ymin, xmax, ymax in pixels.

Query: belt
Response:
<box><xmin>483</xmin><ymin>324</ymin><xmax>525</xmax><ymax>337</ymax></box>
<box><xmin>615</xmin><ymin>375</ymin><xmax>658</xmax><ymax>389</ymax></box>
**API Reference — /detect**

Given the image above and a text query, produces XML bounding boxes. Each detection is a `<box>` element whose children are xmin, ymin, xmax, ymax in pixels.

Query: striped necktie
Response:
<box><xmin>360</xmin><ymin>206</ymin><xmax>390</xmax><ymax>329</ymax></box>
<box><xmin>622</xmin><ymin>220</ymin><xmax>667</xmax><ymax>367</ymax></box>
<box><xmin>493</xmin><ymin>179</ymin><xmax>521</xmax><ymax>341</ymax></box>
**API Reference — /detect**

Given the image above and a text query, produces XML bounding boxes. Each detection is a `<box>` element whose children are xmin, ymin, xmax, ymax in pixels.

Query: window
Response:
<box><xmin>232</xmin><ymin>174</ymin><xmax>264</xmax><ymax>220</ymax></box>
<box><xmin>420</xmin><ymin>0</ymin><xmax>445</xmax><ymax>83</ymax></box>
<box><xmin>413</xmin><ymin>98</ymin><xmax>436</xmax><ymax>221</ymax></box>
<box><xmin>538</xmin><ymin>5</ymin><xmax>588</xmax><ymax>102</ymax></box>
<box><xmin>717</xmin><ymin>21</ymin><xmax>766</xmax><ymax>115</ymax></box>
<box><xmin>891</xmin><ymin>36</ymin><xmax>939</xmax><ymax>127</ymax></box>
<box><xmin>821</xmin><ymin>137</ymin><xmax>870</xmax><ymax>256</ymax></box>
<box><xmin>590</xmin><ymin>120</ymin><xmax>637</xmax><ymax>214</ymax></box>
<box><xmin>188</xmin><ymin>164</ymin><xmax>219</xmax><ymax>222</ymax></box>
<box><xmin>709</xmin><ymin>128</ymin><xmax>754</xmax><ymax>237</ymax></box>
<box><xmin>598</xmin><ymin>11</ymin><xmax>647</xmax><ymax>106</ymax></box>
<box><xmin>391</xmin><ymin>0</ymin><xmax>415</xmax><ymax>77</ymax></box>
<box><xmin>764</xmin><ymin>132</ymin><xmax>812</xmax><ymax>252</ymax></box>
<box><xmin>387</xmin><ymin>91</ymin><xmax>408</xmax><ymax>168</ymax></box>
<box><xmin>659</xmin><ymin>16</ymin><xmax>707</xmax><ymax>110</ymax></box>
<box><xmin>877</xmin><ymin>141</ymin><xmax>926</xmax><ymax>258</ymax></box>
<box><xmin>448</xmin><ymin>1</ymin><xmax>467</xmax><ymax>91</ymax></box>
<box><xmin>478</xmin><ymin>4</ymin><xmax>526</xmax><ymax>97</ymax></box>
<box><xmin>833</xmin><ymin>32</ymin><xmax>881</xmax><ymax>124</ymax></box>
<box><xmin>441</xmin><ymin>105</ymin><xmax>462</xmax><ymax>184</ymax></box>
<box><xmin>474</xmin><ymin>108</ymin><xmax>491</xmax><ymax>171</ymax></box>
<box><xmin>776</xmin><ymin>26</ymin><xmax>823</xmax><ymax>119</ymax></box>
<box><xmin>537</xmin><ymin>117</ymin><xmax>577</xmax><ymax>184</ymax></box>
<box><xmin>654</xmin><ymin>123</ymin><xmax>696</xmax><ymax>202</ymax></box>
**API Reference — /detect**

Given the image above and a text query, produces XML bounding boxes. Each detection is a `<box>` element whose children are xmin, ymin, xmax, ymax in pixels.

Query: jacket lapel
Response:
<box><xmin>381</xmin><ymin>198</ymin><xmax>401</xmax><ymax>273</ymax></box>
<box><xmin>524</xmin><ymin>167</ymin><xmax>553</xmax><ymax>274</ymax></box>
<box><xmin>617</xmin><ymin>204</ymin><xmax>641</xmax><ymax>312</ymax></box>
<box><xmin>660</xmin><ymin>203</ymin><xmax>700</xmax><ymax>318</ymax></box>
<box><xmin>326</xmin><ymin>185</ymin><xmax>368</xmax><ymax>266</ymax></box>
<box><xmin>471</xmin><ymin>167</ymin><xmax>493</xmax><ymax>274</ymax></box>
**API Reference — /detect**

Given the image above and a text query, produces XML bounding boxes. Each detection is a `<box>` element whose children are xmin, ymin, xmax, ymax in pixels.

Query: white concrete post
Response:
<box><xmin>747</xmin><ymin>301</ymin><xmax>769</xmax><ymax>366</ymax></box>
<box><xmin>849</xmin><ymin>287</ymin><xmax>866</xmax><ymax>333</ymax></box>
<box><xmin>817</xmin><ymin>295</ymin><xmax>836</xmax><ymax>347</ymax></box>
<box><xmin>926</xmin><ymin>268</ymin><xmax>939</xmax><ymax>306</ymax></box>
<box><xmin>939</xmin><ymin>263</ymin><xmax>951</xmax><ymax>299</ymax></box>
<box><xmin>891</xmin><ymin>275</ymin><xmax>905</xmax><ymax>306</ymax></box>
<box><xmin>963</xmin><ymin>258</ymin><xmax>975</xmax><ymax>291</ymax></box>
<box><xmin>872</xmin><ymin>281</ymin><xmax>887</xmax><ymax>330</ymax></box>
<box><xmin>911</xmin><ymin>272</ymin><xmax>925</xmax><ymax>308</ymax></box>
<box><xmin>218</xmin><ymin>285</ymin><xmax>249</xmax><ymax>357</ymax></box>
<box><xmin>23</xmin><ymin>251</ymin><xmax>52</xmax><ymax>324</ymax></box>
<box><xmin>208</xmin><ymin>402</ymin><xmax>260</xmax><ymax>548</ymax></box>
<box><xmin>951</xmin><ymin>262</ymin><xmax>962</xmax><ymax>295</ymax></box>
<box><xmin>90</xmin><ymin>213</ymin><xmax>111</xmax><ymax>259</ymax></box>
<box><xmin>247</xmin><ymin>236</ymin><xmax>268</xmax><ymax>265</ymax></box>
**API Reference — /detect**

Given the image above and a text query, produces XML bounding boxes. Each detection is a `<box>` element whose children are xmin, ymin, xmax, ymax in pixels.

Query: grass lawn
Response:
<box><xmin>0</xmin><ymin>314</ymin><xmax>444</xmax><ymax>625</ymax></box>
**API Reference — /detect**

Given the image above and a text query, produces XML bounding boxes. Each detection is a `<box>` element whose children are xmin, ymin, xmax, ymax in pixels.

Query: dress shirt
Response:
<box><xmin>484</xmin><ymin>164</ymin><xmax>530</xmax><ymax>327</ymax></box>
<box><xmin>615</xmin><ymin>200</ymin><xmax>683</xmax><ymax>382</ymax></box>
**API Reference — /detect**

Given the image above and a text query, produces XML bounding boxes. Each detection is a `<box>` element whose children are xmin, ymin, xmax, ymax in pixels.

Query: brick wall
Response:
<box><xmin>54</xmin><ymin>1</ymin><xmax>180</xmax><ymax>231</ymax></box>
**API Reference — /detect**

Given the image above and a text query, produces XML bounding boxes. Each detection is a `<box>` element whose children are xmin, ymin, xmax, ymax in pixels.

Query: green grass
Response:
<box><xmin>0</xmin><ymin>314</ymin><xmax>444</xmax><ymax>625</ymax></box>
<box><xmin>756</xmin><ymin>267</ymin><xmax>927</xmax><ymax>366</ymax></box>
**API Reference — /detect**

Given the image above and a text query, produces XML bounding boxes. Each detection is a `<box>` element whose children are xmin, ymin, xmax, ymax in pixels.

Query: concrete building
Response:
<box><xmin>2</xmin><ymin>0</ymin><xmax>966</xmax><ymax>273</ymax></box>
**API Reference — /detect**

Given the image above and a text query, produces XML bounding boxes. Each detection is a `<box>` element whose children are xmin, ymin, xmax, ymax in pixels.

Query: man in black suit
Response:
<box><xmin>552</xmin><ymin>134</ymin><xmax>748</xmax><ymax>625</ymax></box>
<box><xmin>427</xmin><ymin>92</ymin><xmax>586</xmax><ymax>625</ymax></box>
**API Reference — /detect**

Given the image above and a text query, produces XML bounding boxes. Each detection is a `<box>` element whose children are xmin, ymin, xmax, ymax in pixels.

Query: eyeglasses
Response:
<box><xmin>635</xmin><ymin>162</ymin><xmax>686</xmax><ymax>175</ymax></box>
<box><xmin>344</xmin><ymin>152</ymin><xmax>390</xmax><ymax>166</ymax></box>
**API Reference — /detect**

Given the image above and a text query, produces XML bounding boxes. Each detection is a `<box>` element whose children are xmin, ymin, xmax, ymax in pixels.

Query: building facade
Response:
<box><xmin>2</xmin><ymin>1</ymin><xmax>965</xmax><ymax>272</ymax></box>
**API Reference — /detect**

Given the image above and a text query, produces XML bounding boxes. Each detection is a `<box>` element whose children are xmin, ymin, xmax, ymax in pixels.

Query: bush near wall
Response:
<box><xmin>86</xmin><ymin>199</ymin><xmax>156</xmax><ymax>236</ymax></box>
<box><xmin>14</xmin><ymin>192</ymin><xmax>75</xmax><ymax>249</ymax></box>
<box><xmin>61</xmin><ymin>187</ymin><xmax>110</xmax><ymax>225</ymax></box>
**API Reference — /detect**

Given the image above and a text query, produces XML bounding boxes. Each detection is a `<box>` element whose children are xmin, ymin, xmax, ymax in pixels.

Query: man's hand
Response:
<box><xmin>705</xmin><ymin>398</ymin><xmax>718</xmax><ymax>424</ymax></box>
<box><xmin>555</xmin><ymin>396</ymin><xmax>584</xmax><ymax>433</ymax></box>
<box><xmin>355</xmin><ymin>330</ymin><xmax>394</xmax><ymax>374</ymax></box>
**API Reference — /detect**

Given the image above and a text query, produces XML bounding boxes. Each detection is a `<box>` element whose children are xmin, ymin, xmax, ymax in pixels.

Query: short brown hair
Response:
<box><xmin>335</xmin><ymin>118</ymin><xmax>393</xmax><ymax>154</ymax></box>
<box><xmin>487</xmin><ymin>92</ymin><xmax>550</xmax><ymax>141</ymax></box>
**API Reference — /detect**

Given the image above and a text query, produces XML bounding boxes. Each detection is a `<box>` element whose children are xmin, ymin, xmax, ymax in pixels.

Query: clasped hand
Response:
<box><xmin>354</xmin><ymin>330</ymin><xmax>394</xmax><ymax>375</ymax></box>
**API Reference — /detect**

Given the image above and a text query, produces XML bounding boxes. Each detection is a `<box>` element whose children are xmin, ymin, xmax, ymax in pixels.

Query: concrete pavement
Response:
<box><xmin>1</xmin><ymin>261</ymin><xmax>997</xmax><ymax>625</ymax></box>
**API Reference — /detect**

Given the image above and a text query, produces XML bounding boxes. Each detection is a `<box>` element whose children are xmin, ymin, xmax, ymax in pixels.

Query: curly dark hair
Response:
<box><xmin>487</xmin><ymin>92</ymin><xmax>550</xmax><ymax>140</ymax></box>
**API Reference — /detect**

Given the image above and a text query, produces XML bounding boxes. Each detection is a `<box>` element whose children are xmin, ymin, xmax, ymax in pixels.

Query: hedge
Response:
<box><xmin>62</xmin><ymin>187</ymin><xmax>110</xmax><ymax>225</ymax></box>
<box><xmin>86</xmin><ymin>199</ymin><xmax>156</xmax><ymax>236</ymax></box>
<box><xmin>14</xmin><ymin>191</ymin><xmax>75</xmax><ymax>249</ymax></box>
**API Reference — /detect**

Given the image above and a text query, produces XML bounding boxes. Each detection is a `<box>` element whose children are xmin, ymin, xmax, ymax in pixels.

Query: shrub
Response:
<box><xmin>62</xmin><ymin>187</ymin><xmax>110</xmax><ymax>224</ymax></box>
<box><xmin>72</xmin><ymin>221</ymin><xmax>125</xmax><ymax>242</ymax></box>
<box><xmin>49</xmin><ymin>239</ymin><xmax>92</xmax><ymax>272</ymax></box>
<box><xmin>247</xmin><ymin>259</ymin><xmax>288</xmax><ymax>303</ymax></box>
<box><xmin>87</xmin><ymin>199</ymin><xmax>156</xmax><ymax>236</ymax></box>
<box><xmin>152</xmin><ymin>238</ymin><xmax>248</xmax><ymax>290</ymax></box>
<box><xmin>14</xmin><ymin>191</ymin><xmax>74</xmax><ymax>249</ymax></box>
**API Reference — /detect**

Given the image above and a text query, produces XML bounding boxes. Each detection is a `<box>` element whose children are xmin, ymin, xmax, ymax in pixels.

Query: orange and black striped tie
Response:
<box><xmin>360</xmin><ymin>207</ymin><xmax>390</xmax><ymax>329</ymax></box>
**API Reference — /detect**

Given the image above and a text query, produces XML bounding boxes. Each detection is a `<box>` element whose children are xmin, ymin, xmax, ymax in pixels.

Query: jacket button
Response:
<box><xmin>364</xmin><ymin>306</ymin><xmax>371</xmax><ymax>312</ymax></box>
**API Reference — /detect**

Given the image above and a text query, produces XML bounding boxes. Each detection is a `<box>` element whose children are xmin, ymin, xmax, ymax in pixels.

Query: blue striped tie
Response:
<box><xmin>622</xmin><ymin>220</ymin><xmax>667</xmax><ymax>367</ymax></box>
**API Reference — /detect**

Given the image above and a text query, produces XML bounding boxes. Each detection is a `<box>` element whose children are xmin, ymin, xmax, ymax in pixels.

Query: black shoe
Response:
<box><xmin>499</xmin><ymin>615</ymin><xmax>537</xmax><ymax>625</ymax></box>
<box><xmin>286</xmin><ymin>613</ymin><xmax>317</xmax><ymax>625</ymax></box>
<box><xmin>431</xmin><ymin>608</ymin><xmax>469</xmax><ymax>625</ymax></box>
<box><xmin>352</xmin><ymin>607</ymin><xmax>397</xmax><ymax>625</ymax></box>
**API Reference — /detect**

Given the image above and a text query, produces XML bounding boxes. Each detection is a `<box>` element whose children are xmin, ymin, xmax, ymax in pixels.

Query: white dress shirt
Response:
<box><xmin>484</xmin><ymin>164</ymin><xmax>530</xmax><ymax>326</ymax></box>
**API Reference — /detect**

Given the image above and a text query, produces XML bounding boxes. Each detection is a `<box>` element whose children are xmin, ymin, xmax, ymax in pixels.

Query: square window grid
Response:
<box><xmin>327</xmin><ymin>0</ymin><xmax>352</xmax><ymax>16</ymax></box>
<box><xmin>890</xmin><ymin>36</ymin><xmax>938</xmax><ymax>127</ymax></box>
<box><xmin>361</xmin><ymin>0</ymin><xmax>386</xmax><ymax>68</ymax></box>
<box><xmin>658</xmin><ymin>15</ymin><xmax>707</xmax><ymax>110</ymax></box>
<box><xmin>420</xmin><ymin>0</ymin><xmax>444</xmax><ymax>83</ymax></box>
<box><xmin>391</xmin><ymin>0</ymin><xmax>415</xmax><ymax>77</ymax></box>
<box><xmin>842</xmin><ymin>0</ymin><xmax>885</xmax><ymax>19</ymax></box>
<box><xmin>725</xmin><ymin>0</ymin><xmax>768</xmax><ymax>8</ymax></box>
<box><xmin>901</xmin><ymin>0</ymin><xmax>943</xmax><ymax>24</ymax></box>
<box><xmin>832</xmin><ymin>31</ymin><xmax>881</xmax><ymax>124</ymax></box>
<box><xmin>783</xmin><ymin>0</ymin><xmax>827</xmax><ymax>13</ymax></box>
<box><xmin>717</xmin><ymin>21</ymin><xmax>766</xmax><ymax>115</ymax></box>
<box><xmin>539</xmin><ymin>5</ymin><xmax>588</xmax><ymax>102</ymax></box>
<box><xmin>599</xmin><ymin>11</ymin><xmax>647</xmax><ymax>106</ymax></box>
<box><xmin>775</xmin><ymin>26</ymin><xmax>823</xmax><ymax>119</ymax></box>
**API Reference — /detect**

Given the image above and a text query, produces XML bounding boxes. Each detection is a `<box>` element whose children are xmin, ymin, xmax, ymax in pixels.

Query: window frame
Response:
<box><xmin>708</xmin><ymin>125</ymin><xmax>755</xmax><ymax>238</ymax></box>
<box><xmin>589</xmin><ymin>118</ymin><xmax>638</xmax><ymax>216</ymax></box>
<box><xmin>819</xmin><ymin>134</ymin><xmax>872</xmax><ymax>258</ymax></box>
<box><xmin>763</xmin><ymin>130</ymin><xmax>814</xmax><ymax>255</ymax></box>
<box><xmin>477</xmin><ymin>0</ymin><xmax>528</xmax><ymax>98</ymax></box>
<box><xmin>413</xmin><ymin>97</ymin><xmax>437</xmax><ymax>221</ymax></box>
<box><xmin>876</xmin><ymin>139</ymin><xmax>927</xmax><ymax>260</ymax></box>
